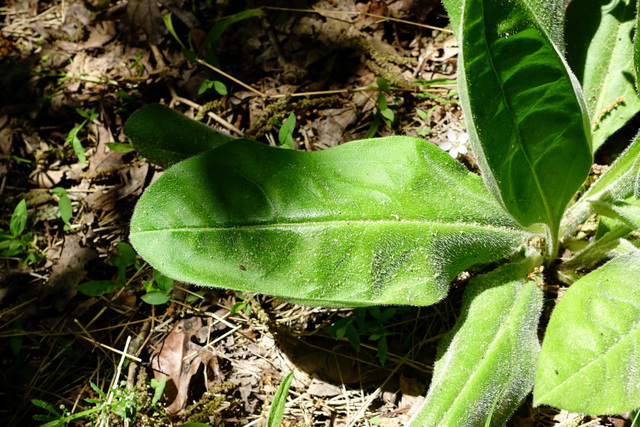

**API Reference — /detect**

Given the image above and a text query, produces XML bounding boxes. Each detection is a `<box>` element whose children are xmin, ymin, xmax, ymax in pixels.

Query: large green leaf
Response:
<box><xmin>561</xmin><ymin>134</ymin><xmax>640</xmax><ymax>240</ymax></box>
<box><xmin>535</xmin><ymin>250</ymin><xmax>640</xmax><ymax>413</ymax></box>
<box><xmin>635</xmin><ymin>0</ymin><xmax>640</xmax><ymax>93</ymax></box>
<box><xmin>130</xmin><ymin>137</ymin><xmax>529</xmax><ymax>307</ymax></box>
<box><xmin>123</xmin><ymin>104</ymin><xmax>235</xmax><ymax>168</ymax></box>
<box><xmin>410</xmin><ymin>256</ymin><xmax>543</xmax><ymax>427</ymax></box>
<box><xmin>566</xmin><ymin>0</ymin><xmax>640</xmax><ymax>152</ymax></box>
<box><xmin>457</xmin><ymin>0</ymin><xmax>592</xmax><ymax>248</ymax></box>
<box><xmin>442</xmin><ymin>0</ymin><xmax>565</xmax><ymax>48</ymax></box>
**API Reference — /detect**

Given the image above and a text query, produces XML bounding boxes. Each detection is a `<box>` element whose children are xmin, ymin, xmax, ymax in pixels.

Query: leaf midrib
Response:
<box><xmin>131</xmin><ymin>219</ymin><xmax>524</xmax><ymax>235</ymax></box>
<box><xmin>476</xmin><ymin>0</ymin><xmax>555</xmax><ymax>231</ymax></box>
<box><xmin>438</xmin><ymin>283</ymin><xmax>528</xmax><ymax>424</ymax></box>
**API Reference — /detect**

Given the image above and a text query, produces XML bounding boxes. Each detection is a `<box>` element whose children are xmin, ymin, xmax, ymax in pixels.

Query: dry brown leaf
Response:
<box><xmin>151</xmin><ymin>317</ymin><xmax>218</xmax><ymax>413</ymax></box>
<box><xmin>48</xmin><ymin>234</ymin><xmax>98</xmax><ymax>310</ymax></box>
<box><xmin>89</xmin><ymin>121</ymin><xmax>123</xmax><ymax>174</ymax></box>
<box><xmin>125</xmin><ymin>0</ymin><xmax>165</xmax><ymax>45</ymax></box>
<box><xmin>311</xmin><ymin>108</ymin><xmax>358</xmax><ymax>149</ymax></box>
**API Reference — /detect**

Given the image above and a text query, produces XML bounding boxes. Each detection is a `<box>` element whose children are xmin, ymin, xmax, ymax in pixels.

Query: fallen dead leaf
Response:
<box><xmin>151</xmin><ymin>317</ymin><xmax>218</xmax><ymax>413</ymax></box>
<box><xmin>125</xmin><ymin>0</ymin><xmax>165</xmax><ymax>45</ymax></box>
<box><xmin>47</xmin><ymin>234</ymin><xmax>98</xmax><ymax>311</ymax></box>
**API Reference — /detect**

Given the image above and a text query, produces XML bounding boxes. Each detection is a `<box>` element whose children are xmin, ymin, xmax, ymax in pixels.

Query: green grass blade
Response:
<box><xmin>266</xmin><ymin>371</ymin><xmax>294</xmax><ymax>427</ymax></box>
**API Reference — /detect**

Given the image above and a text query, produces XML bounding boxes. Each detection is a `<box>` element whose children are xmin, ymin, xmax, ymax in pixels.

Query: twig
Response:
<box><xmin>196</xmin><ymin>58</ymin><xmax>266</xmax><ymax>97</ymax></box>
<box><xmin>74</xmin><ymin>319</ymin><xmax>142</xmax><ymax>362</ymax></box>
<box><xmin>263</xmin><ymin>6</ymin><xmax>454</xmax><ymax>33</ymax></box>
<box><xmin>126</xmin><ymin>320</ymin><xmax>152</xmax><ymax>390</ymax></box>
<box><xmin>170</xmin><ymin>93</ymin><xmax>243</xmax><ymax>136</ymax></box>
<box><xmin>100</xmin><ymin>335</ymin><xmax>132</xmax><ymax>427</ymax></box>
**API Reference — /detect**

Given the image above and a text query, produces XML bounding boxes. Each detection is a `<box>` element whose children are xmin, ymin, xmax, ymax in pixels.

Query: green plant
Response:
<box><xmin>198</xmin><ymin>79</ymin><xmax>228</xmax><ymax>96</ymax></box>
<box><xmin>164</xmin><ymin>8</ymin><xmax>264</xmax><ymax>67</ymax></box>
<box><xmin>76</xmin><ymin>242</ymin><xmax>180</xmax><ymax>305</ymax></box>
<box><xmin>364</xmin><ymin>76</ymin><xmax>395</xmax><ymax>138</ymax></box>
<box><xmin>275</xmin><ymin>112</ymin><xmax>296</xmax><ymax>149</ymax></box>
<box><xmin>325</xmin><ymin>307</ymin><xmax>400</xmax><ymax>365</ymax></box>
<box><xmin>0</xmin><ymin>199</ymin><xmax>44</xmax><ymax>264</ymax></box>
<box><xmin>50</xmin><ymin>187</ymin><xmax>72</xmax><ymax>230</ymax></box>
<box><xmin>266</xmin><ymin>371</ymin><xmax>293</xmax><ymax>427</ymax></box>
<box><xmin>32</xmin><ymin>381</ymin><xmax>147</xmax><ymax>427</ymax></box>
<box><xmin>141</xmin><ymin>269</ymin><xmax>174</xmax><ymax>305</ymax></box>
<box><xmin>66</xmin><ymin>107</ymin><xmax>98</xmax><ymax>165</ymax></box>
<box><xmin>125</xmin><ymin>0</ymin><xmax>640</xmax><ymax>424</ymax></box>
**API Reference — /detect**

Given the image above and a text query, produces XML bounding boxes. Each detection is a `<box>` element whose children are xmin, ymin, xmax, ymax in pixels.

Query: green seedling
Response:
<box><xmin>141</xmin><ymin>270</ymin><xmax>174</xmax><ymax>305</ymax></box>
<box><xmin>105</xmin><ymin>142</ymin><xmax>135</xmax><ymax>153</ymax></box>
<box><xmin>204</xmin><ymin>8</ymin><xmax>265</xmax><ymax>67</ymax></box>
<box><xmin>0</xmin><ymin>199</ymin><xmax>44</xmax><ymax>264</ymax></box>
<box><xmin>265</xmin><ymin>371</ymin><xmax>293</xmax><ymax>427</ymax></box>
<box><xmin>149</xmin><ymin>375</ymin><xmax>166</xmax><ymax>408</ymax></box>
<box><xmin>277</xmin><ymin>112</ymin><xmax>296</xmax><ymax>149</ymax></box>
<box><xmin>32</xmin><ymin>381</ymin><xmax>149</xmax><ymax>427</ymax></box>
<box><xmin>230</xmin><ymin>292</ymin><xmax>252</xmax><ymax>316</ymax></box>
<box><xmin>325</xmin><ymin>307</ymin><xmax>397</xmax><ymax>365</ymax></box>
<box><xmin>198</xmin><ymin>79</ymin><xmax>228</xmax><ymax>96</ymax></box>
<box><xmin>165</xmin><ymin>8</ymin><xmax>263</xmax><ymax>68</ymax></box>
<box><xmin>124</xmin><ymin>0</ymin><xmax>640</xmax><ymax>424</ymax></box>
<box><xmin>66</xmin><ymin>108</ymin><xmax>98</xmax><ymax>165</ymax></box>
<box><xmin>50</xmin><ymin>187</ymin><xmax>72</xmax><ymax>230</ymax></box>
<box><xmin>76</xmin><ymin>241</ymin><xmax>138</xmax><ymax>297</ymax></box>
<box><xmin>77</xmin><ymin>243</ymin><xmax>177</xmax><ymax>306</ymax></box>
<box><xmin>129</xmin><ymin>51</ymin><xmax>145</xmax><ymax>78</ymax></box>
<box><xmin>415</xmin><ymin>107</ymin><xmax>435</xmax><ymax>136</ymax></box>
<box><xmin>365</xmin><ymin>77</ymin><xmax>395</xmax><ymax>138</ymax></box>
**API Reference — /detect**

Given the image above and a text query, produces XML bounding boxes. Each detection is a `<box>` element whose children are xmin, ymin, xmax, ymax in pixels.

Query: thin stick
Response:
<box><xmin>196</xmin><ymin>58</ymin><xmax>266</xmax><ymax>97</ymax></box>
<box><xmin>74</xmin><ymin>319</ymin><xmax>142</xmax><ymax>362</ymax></box>
<box><xmin>264</xmin><ymin>6</ymin><xmax>454</xmax><ymax>33</ymax></box>
<box><xmin>171</xmin><ymin>95</ymin><xmax>243</xmax><ymax>135</ymax></box>
<box><xmin>100</xmin><ymin>336</ymin><xmax>132</xmax><ymax>427</ymax></box>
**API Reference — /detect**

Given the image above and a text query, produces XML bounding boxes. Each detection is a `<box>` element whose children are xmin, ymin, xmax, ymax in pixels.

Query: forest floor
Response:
<box><xmin>0</xmin><ymin>0</ymin><xmax>633</xmax><ymax>426</ymax></box>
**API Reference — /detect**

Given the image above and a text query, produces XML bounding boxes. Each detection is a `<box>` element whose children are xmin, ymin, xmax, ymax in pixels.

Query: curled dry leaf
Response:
<box><xmin>150</xmin><ymin>317</ymin><xmax>218</xmax><ymax>413</ymax></box>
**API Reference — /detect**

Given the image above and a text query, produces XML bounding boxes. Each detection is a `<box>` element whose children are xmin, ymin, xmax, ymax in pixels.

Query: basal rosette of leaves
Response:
<box><xmin>125</xmin><ymin>0</ymin><xmax>640</xmax><ymax>424</ymax></box>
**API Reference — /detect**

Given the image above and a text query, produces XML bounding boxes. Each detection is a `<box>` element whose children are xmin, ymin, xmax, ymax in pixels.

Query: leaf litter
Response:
<box><xmin>1</xmin><ymin>0</ymin><xmax>625</xmax><ymax>426</ymax></box>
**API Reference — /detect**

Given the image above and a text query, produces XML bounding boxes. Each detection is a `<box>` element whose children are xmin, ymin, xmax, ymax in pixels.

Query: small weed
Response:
<box><xmin>0</xmin><ymin>199</ymin><xmax>44</xmax><ymax>264</ymax></box>
<box><xmin>76</xmin><ymin>242</ymin><xmax>181</xmax><ymax>305</ymax></box>
<box><xmin>32</xmin><ymin>380</ymin><xmax>153</xmax><ymax>427</ymax></box>
<box><xmin>230</xmin><ymin>292</ymin><xmax>252</xmax><ymax>316</ymax></box>
<box><xmin>265</xmin><ymin>371</ymin><xmax>293</xmax><ymax>427</ymax></box>
<box><xmin>365</xmin><ymin>77</ymin><xmax>395</xmax><ymax>138</ymax></box>
<box><xmin>415</xmin><ymin>107</ymin><xmax>436</xmax><ymax>136</ymax></box>
<box><xmin>325</xmin><ymin>306</ymin><xmax>400</xmax><ymax>365</ymax></box>
<box><xmin>273</xmin><ymin>112</ymin><xmax>296</xmax><ymax>149</ymax></box>
<box><xmin>198</xmin><ymin>79</ymin><xmax>228</xmax><ymax>96</ymax></box>
<box><xmin>141</xmin><ymin>270</ymin><xmax>174</xmax><ymax>305</ymax></box>
<box><xmin>50</xmin><ymin>187</ymin><xmax>72</xmax><ymax>230</ymax></box>
<box><xmin>67</xmin><ymin>108</ymin><xmax>98</xmax><ymax>165</ymax></box>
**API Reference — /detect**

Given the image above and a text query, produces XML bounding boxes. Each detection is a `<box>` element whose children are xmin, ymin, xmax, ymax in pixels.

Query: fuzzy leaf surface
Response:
<box><xmin>458</xmin><ymin>0</ymin><xmax>592</xmax><ymax>239</ymax></box>
<box><xmin>561</xmin><ymin>134</ymin><xmax>640</xmax><ymax>239</ymax></box>
<box><xmin>442</xmin><ymin>0</ymin><xmax>565</xmax><ymax>47</ymax></box>
<box><xmin>123</xmin><ymin>104</ymin><xmax>235</xmax><ymax>168</ymax></box>
<box><xmin>410</xmin><ymin>258</ymin><xmax>543</xmax><ymax>427</ymax></box>
<box><xmin>566</xmin><ymin>0</ymin><xmax>640</xmax><ymax>151</ymax></box>
<box><xmin>535</xmin><ymin>250</ymin><xmax>640</xmax><ymax>413</ymax></box>
<box><xmin>130</xmin><ymin>137</ymin><xmax>529</xmax><ymax>307</ymax></box>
